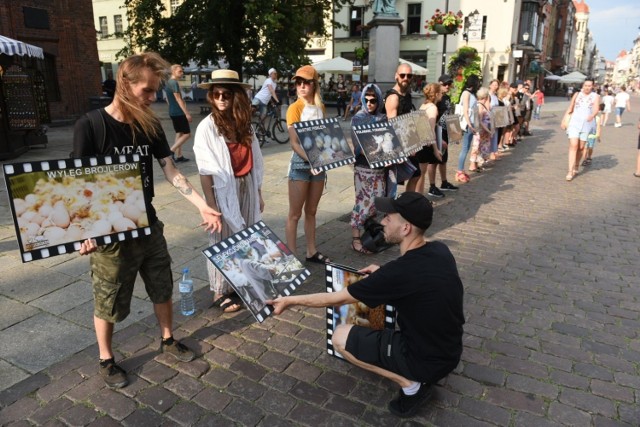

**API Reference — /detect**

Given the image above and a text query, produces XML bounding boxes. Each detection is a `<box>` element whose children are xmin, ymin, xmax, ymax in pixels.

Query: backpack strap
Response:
<box><xmin>87</xmin><ymin>108</ymin><xmax>107</xmax><ymax>154</ymax></box>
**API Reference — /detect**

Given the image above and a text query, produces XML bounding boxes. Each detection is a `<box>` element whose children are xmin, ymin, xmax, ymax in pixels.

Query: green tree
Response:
<box><xmin>120</xmin><ymin>0</ymin><xmax>350</xmax><ymax>78</ymax></box>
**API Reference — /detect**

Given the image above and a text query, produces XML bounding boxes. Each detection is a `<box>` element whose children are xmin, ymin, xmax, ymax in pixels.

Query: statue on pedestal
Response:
<box><xmin>372</xmin><ymin>0</ymin><xmax>397</xmax><ymax>16</ymax></box>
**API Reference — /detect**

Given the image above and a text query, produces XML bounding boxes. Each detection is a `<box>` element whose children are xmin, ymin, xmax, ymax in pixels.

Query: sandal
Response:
<box><xmin>211</xmin><ymin>292</ymin><xmax>243</xmax><ymax>313</ymax></box>
<box><xmin>351</xmin><ymin>237</ymin><xmax>372</xmax><ymax>255</ymax></box>
<box><xmin>566</xmin><ymin>172</ymin><xmax>574</xmax><ymax>181</ymax></box>
<box><xmin>455</xmin><ymin>171</ymin><xmax>469</xmax><ymax>183</ymax></box>
<box><xmin>306</xmin><ymin>251</ymin><xmax>331</xmax><ymax>265</ymax></box>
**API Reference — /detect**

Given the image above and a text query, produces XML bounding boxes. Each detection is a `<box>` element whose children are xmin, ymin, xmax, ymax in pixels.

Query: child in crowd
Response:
<box><xmin>581</xmin><ymin>103</ymin><xmax>604</xmax><ymax>167</ymax></box>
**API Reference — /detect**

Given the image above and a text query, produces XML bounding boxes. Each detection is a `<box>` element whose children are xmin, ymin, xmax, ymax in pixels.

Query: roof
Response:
<box><xmin>573</xmin><ymin>0</ymin><xmax>589</xmax><ymax>13</ymax></box>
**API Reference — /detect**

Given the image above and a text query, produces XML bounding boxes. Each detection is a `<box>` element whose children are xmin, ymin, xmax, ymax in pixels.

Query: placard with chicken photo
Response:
<box><xmin>412</xmin><ymin>110</ymin><xmax>436</xmax><ymax>147</ymax></box>
<box><xmin>203</xmin><ymin>221</ymin><xmax>310</xmax><ymax>323</ymax></box>
<box><xmin>388</xmin><ymin>113</ymin><xmax>423</xmax><ymax>156</ymax></box>
<box><xmin>3</xmin><ymin>155</ymin><xmax>150</xmax><ymax>262</ymax></box>
<box><xmin>352</xmin><ymin>121</ymin><xmax>406</xmax><ymax>168</ymax></box>
<box><xmin>491</xmin><ymin>106</ymin><xmax>511</xmax><ymax>128</ymax></box>
<box><xmin>325</xmin><ymin>263</ymin><xmax>396</xmax><ymax>360</ymax></box>
<box><xmin>293</xmin><ymin>118</ymin><xmax>355</xmax><ymax>174</ymax></box>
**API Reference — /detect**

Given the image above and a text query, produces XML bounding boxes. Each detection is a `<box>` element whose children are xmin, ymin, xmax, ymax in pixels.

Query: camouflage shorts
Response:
<box><xmin>91</xmin><ymin>220</ymin><xmax>173</xmax><ymax>323</ymax></box>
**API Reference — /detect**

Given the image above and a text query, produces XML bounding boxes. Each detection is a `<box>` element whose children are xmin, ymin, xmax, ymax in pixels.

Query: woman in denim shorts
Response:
<box><xmin>285</xmin><ymin>65</ymin><xmax>331</xmax><ymax>264</ymax></box>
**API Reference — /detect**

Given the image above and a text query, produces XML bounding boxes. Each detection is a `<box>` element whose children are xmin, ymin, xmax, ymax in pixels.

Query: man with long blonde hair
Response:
<box><xmin>72</xmin><ymin>52</ymin><xmax>222</xmax><ymax>389</ymax></box>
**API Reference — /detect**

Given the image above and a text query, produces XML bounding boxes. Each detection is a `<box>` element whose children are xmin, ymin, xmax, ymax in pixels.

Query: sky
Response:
<box><xmin>585</xmin><ymin>0</ymin><xmax>640</xmax><ymax>61</ymax></box>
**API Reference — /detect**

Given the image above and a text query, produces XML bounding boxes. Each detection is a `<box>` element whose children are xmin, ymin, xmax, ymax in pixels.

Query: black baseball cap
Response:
<box><xmin>438</xmin><ymin>74</ymin><xmax>453</xmax><ymax>84</ymax></box>
<box><xmin>374</xmin><ymin>192</ymin><xmax>433</xmax><ymax>230</ymax></box>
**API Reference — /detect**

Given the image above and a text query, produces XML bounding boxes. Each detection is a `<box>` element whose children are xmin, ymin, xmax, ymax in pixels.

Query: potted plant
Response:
<box><xmin>425</xmin><ymin>9</ymin><xmax>464</xmax><ymax>36</ymax></box>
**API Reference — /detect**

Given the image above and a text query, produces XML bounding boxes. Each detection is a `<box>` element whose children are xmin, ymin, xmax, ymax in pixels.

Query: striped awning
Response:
<box><xmin>0</xmin><ymin>35</ymin><xmax>44</xmax><ymax>59</ymax></box>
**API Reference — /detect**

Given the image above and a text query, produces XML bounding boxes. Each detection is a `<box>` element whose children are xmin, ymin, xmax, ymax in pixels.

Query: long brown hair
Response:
<box><xmin>207</xmin><ymin>84</ymin><xmax>253</xmax><ymax>146</ymax></box>
<box><xmin>114</xmin><ymin>52</ymin><xmax>169</xmax><ymax>141</ymax></box>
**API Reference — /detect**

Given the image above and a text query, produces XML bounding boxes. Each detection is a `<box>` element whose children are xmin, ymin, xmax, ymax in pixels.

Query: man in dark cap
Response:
<box><xmin>269</xmin><ymin>192</ymin><xmax>465</xmax><ymax>418</ymax></box>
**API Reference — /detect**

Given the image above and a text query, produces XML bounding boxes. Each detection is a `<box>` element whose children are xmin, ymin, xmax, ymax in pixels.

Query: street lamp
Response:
<box><xmin>523</xmin><ymin>31</ymin><xmax>530</xmax><ymax>43</ymax></box>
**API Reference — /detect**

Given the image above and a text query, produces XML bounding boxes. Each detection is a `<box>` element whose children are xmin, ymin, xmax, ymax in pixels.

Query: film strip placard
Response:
<box><xmin>352</xmin><ymin>122</ymin><xmax>407</xmax><ymax>168</ymax></box>
<box><xmin>293</xmin><ymin>118</ymin><xmax>355</xmax><ymax>174</ymax></box>
<box><xmin>413</xmin><ymin>110</ymin><xmax>436</xmax><ymax>147</ymax></box>
<box><xmin>325</xmin><ymin>263</ymin><xmax>396</xmax><ymax>359</ymax></box>
<box><xmin>389</xmin><ymin>113</ymin><xmax>422</xmax><ymax>156</ymax></box>
<box><xmin>3</xmin><ymin>154</ymin><xmax>151</xmax><ymax>263</ymax></box>
<box><xmin>203</xmin><ymin>221</ymin><xmax>310</xmax><ymax>323</ymax></box>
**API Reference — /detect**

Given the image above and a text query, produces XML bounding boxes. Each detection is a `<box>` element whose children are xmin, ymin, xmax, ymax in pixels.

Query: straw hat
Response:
<box><xmin>197</xmin><ymin>69</ymin><xmax>251</xmax><ymax>89</ymax></box>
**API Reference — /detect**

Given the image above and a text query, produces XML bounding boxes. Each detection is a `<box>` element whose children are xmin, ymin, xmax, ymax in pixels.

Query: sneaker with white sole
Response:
<box><xmin>440</xmin><ymin>181</ymin><xmax>458</xmax><ymax>191</ymax></box>
<box><xmin>427</xmin><ymin>186</ymin><xmax>445</xmax><ymax>198</ymax></box>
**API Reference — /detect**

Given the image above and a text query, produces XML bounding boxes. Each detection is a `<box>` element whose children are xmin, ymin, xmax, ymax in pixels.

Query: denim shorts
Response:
<box><xmin>616</xmin><ymin>107</ymin><xmax>625</xmax><ymax>116</ymax></box>
<box><xmin>567</xmin><ymin>129</ymin><xmax>589</xmax><ymax>141</ymax></box>
<box><xmin>288</xmin><ymin>166</ymin><xmax>326</xmax><ymax>182</ymax></box>
<box><xmin>586</xmin><ymin>135</ymin><xmax>597</xmax><ymax>148</ymax></box>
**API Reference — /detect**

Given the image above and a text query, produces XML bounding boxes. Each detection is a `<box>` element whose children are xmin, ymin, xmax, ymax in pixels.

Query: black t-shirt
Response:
<box><xmin>347</xmin><ymin>241</ymin><xmax>465</xmax><ymax>382</ymax></box>
<box><xmin>72</xmin><ymin>108</ymin><xmax>173</xmax><ymax>224</ymax></box>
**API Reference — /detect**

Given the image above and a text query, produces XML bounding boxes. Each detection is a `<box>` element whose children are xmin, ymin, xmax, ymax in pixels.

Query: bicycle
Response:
<box><xmin>252</xmin><ymin>101</ymin><xmax>289</xmax><ymax>147</ymax></box>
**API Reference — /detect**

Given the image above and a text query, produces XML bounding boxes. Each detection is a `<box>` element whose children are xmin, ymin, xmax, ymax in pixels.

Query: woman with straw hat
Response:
<box><xmin>193</xmin><ymin>69</ymin><xmax>265</xmax><ymax>312</ymax></box>
<box><xmin>285</xmin><ymin>65</ymin><xmax>331</xmax><ymax>264</ymax></box>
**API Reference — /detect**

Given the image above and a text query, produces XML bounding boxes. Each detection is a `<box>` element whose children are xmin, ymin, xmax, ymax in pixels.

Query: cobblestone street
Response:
<box><xmin>0</xmin><ymin>97</ymin><xmax>639</xmax><ymax>426</ymax></box>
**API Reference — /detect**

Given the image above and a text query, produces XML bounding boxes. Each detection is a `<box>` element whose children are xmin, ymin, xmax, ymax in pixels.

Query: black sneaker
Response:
<box><xmin>427</xmin><ymin>186</ymin><xmax>445</xmax><ymax>198</ymax></box>
<box><xmin>160</xmin><ymin>339</ymin><xmax>195</xmax><ymax>362</ymax></box>
<box><xmin>440</xmin><ymin>181</ymin><xmax>458</xmax><ymax>191</ymax></box>
<box><xmin>388</xmin><ymin>383</ymin><xmax>434</xmax><ymax>418</ymax></box>
<box><xmin>99</xmin><ymin>359</ymin><xmax>128</xmax><ymax>389</ymax></box>
<box><xmin>176</xmin><ymin>156</ymin><xmax>190</xmax><ymax>163</ymax></box>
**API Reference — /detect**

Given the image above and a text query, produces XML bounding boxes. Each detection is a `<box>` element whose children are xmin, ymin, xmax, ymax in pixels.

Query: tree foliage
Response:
<box><xmin>120</xmin><ymin>0</ymin><xmax>350</xmax><ymax>78</ymax></box>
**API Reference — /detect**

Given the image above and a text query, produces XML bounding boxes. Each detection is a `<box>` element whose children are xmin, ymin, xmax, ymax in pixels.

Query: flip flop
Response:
<box><xmin>211</xmin><ymin>292</ymin><xmax>243</xmax><ymax>313</ymax></box>
<box><xmin>351</xmin><ymin>237</ymin><xmax>372</xmax><ymax>255</ymax></box>
<box><xmin>306</xmin><ymin>251</ymin><xmax>331</xmax><ymax>265</ymax></box>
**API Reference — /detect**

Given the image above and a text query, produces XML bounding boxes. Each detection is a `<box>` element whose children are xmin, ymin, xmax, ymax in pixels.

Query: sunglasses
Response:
<box><xmin>296</xmin><ymin>79</ymin><xmax>314</xmax><ymax>86</ymax></box>
<box><xmin>364</xmin><ymin>97</ymin><xmax>377</xmax><ymax>104</ymax></box>
<box><xmin>212</xmin><ymin>90</ymin><xmax>233</xmax><ymax>101</ymax></box>
<box><xmin>398</xmin><ymin>73</ymin><xmax>414</xmax><ymax>79</ymax></box>
<box><xmin>442</xmin><ymin>81</ymin><xmax>453</xmax><ymax>86</ymax></box>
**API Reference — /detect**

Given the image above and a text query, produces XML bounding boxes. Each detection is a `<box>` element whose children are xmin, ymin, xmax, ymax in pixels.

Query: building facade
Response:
<box><xmin>0</xmin><ymin>0</ymin><xmax>101</xmax><ymax>120</ymax></box>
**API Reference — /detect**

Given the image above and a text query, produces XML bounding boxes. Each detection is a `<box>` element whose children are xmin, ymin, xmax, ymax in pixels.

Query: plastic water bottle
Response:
<box><xmin>179</xmin><ymin>268</ymin><xmax>195</xmax><ymax>316</ymax></box>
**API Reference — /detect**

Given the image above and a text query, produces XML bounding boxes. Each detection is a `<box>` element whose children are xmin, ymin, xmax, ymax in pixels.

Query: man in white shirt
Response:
<box><xmin>614</xmin><ymin>85</ymin><xmax>631</xmax><ymax>128</ymax></box>
<box><xmin>252</xmin><ymin>68</ymin><xmax>280</xmax><ymax>126</ymax></box>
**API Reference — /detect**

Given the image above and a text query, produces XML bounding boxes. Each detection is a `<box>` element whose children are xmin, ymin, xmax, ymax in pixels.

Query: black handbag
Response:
<box><xmin>360</xmin><ymin>217</ymin><xmax>393</xmax><ymax>253</ymax></box>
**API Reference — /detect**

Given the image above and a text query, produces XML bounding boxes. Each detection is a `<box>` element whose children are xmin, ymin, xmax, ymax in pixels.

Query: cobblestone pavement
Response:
<box><xmin>1</xmin><ymin>97</ymin><xmax>639</xmax><ymax>426</ymax></box>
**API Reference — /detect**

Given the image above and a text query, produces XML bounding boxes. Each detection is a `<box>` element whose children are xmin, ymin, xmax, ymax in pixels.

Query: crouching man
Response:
<box><xmin>269</xmin><ymin>192</ymin><xmax>464</xmax><ymax>418</ymax></box>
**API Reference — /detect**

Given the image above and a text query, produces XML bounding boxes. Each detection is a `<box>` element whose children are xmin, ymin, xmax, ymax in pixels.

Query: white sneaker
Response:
<box><xmin>614</xmin><ymin>123</ymin><xmax>622</xmax><ymax>128</ymax></box>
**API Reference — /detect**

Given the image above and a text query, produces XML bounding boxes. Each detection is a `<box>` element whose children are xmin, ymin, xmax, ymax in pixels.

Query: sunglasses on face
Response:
<box><xmin>364</xmin><ymin>97</ymin><xmax>377</xmax><ymax>104</ymax></box>
<box><xmin>296</xmin><ymin>79</ymin><xmax>314</xmax><ymax>86</ymax></box>
<box><xmin>212</xmin><ymin>90</ymin><xmax>233</xmax><ymax>101</ymax></box>
<box><xmin>398</xmin><ymin>73</ymin><xmax>414</xmax><ymax>79</ymax></box>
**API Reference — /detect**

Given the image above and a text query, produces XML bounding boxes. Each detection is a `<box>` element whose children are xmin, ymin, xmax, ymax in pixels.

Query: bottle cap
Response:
<box><xmin>183</xmin><ymin>268</ymin><xmax>189</xmax><ymax>273</ymax></box>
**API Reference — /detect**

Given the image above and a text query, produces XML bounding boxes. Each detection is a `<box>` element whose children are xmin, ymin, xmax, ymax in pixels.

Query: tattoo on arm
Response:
<box><xmin>158</xmin><ymin>157</ymin><xmax>170</xmax><ymax>168</ymax></box>
<box><xmin>172</xmin><ymin>175</ymin><xmax>193</xmax><ymax>195</ymax></box>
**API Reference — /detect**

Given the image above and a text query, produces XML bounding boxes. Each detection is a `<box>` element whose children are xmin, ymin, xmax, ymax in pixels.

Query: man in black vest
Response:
<box><xmin>385</xmin><ymin>63</ymin><xmax>420</xmax><ymax>189</ymax></box>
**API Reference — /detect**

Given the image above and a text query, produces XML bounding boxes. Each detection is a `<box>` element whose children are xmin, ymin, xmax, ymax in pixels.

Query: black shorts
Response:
<box><xmin>346</xmin><ymin>326</ymin><xmax>416</xmax><ymax>381</ymax></box>
<box><xmin>170</xmin><ymin>115</ymin><xmax>191</xmax><ymax>134</ymax></box>
<box><xmin>408</xmin><ymin>156</ymin><xmax>421</xmax><ymax>178</ymax></box>
<box><xmin>417</xmin><ymin>145</ymin><xmax>449</xmax><ymax>165</ymax></box>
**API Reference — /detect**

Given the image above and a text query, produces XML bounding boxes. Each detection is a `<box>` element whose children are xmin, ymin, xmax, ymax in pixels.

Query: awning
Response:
<box><xmin>0</xmin><ymin>35</ymin><xmax>44</xmax><ymax>59</ymax></box>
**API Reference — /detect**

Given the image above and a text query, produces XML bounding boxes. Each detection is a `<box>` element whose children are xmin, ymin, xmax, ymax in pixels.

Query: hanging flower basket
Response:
<box><xmin>433</xmin><ymin>24</ymin><xmax>457</xmax><ymax>35</ymax></box>
<box><xmin>425</xmin><ymin>9</ymin><xmax>463</xmax><ymax>36</ymax></box>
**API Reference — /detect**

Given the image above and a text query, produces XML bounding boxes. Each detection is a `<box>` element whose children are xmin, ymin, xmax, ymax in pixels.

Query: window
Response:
<box><xmin>114</xmin><ymin>15</ymin><xmax>123</xmax><ymax>34</ymax></box>
<box><xmin>400</xmin><ymin>51</ymin><xmax>427</xmax><ymax>69</ymax></box>
<box><xmin>407</xmin><ymin>3</ymin><xmax>422</xmax><ymax>35</ymax></box>
<box><xmin>170</xmin><ymin>0</ymin><xmax>181</xmax><ymax>14</ymax></box>
<box><xmin>23</xmin><ymin>6</ymin><xmax>50</xmax><ymax>29</ymax></box>
<box><xmin>99</xmin><ymin>16</ymin><xmax>108</xmax><ymax>38</ymax></box>
<box><xmin>350</xmin><ymin>7</ymin><xmax>363</xmax><ymax>37</ymax></box>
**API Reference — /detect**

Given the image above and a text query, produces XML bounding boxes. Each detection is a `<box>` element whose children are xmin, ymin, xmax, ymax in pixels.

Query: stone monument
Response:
<box><xmin>368</xmin><ymin>0</ymin><xmax>403</xmax><ymax>90</ymax></box>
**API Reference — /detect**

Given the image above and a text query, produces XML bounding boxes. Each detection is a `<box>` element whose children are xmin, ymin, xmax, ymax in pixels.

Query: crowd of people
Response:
<box><xmin>73</xmin><ymin>51</ymin><xmax>638</xmax><ymax>419</ymax></box>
